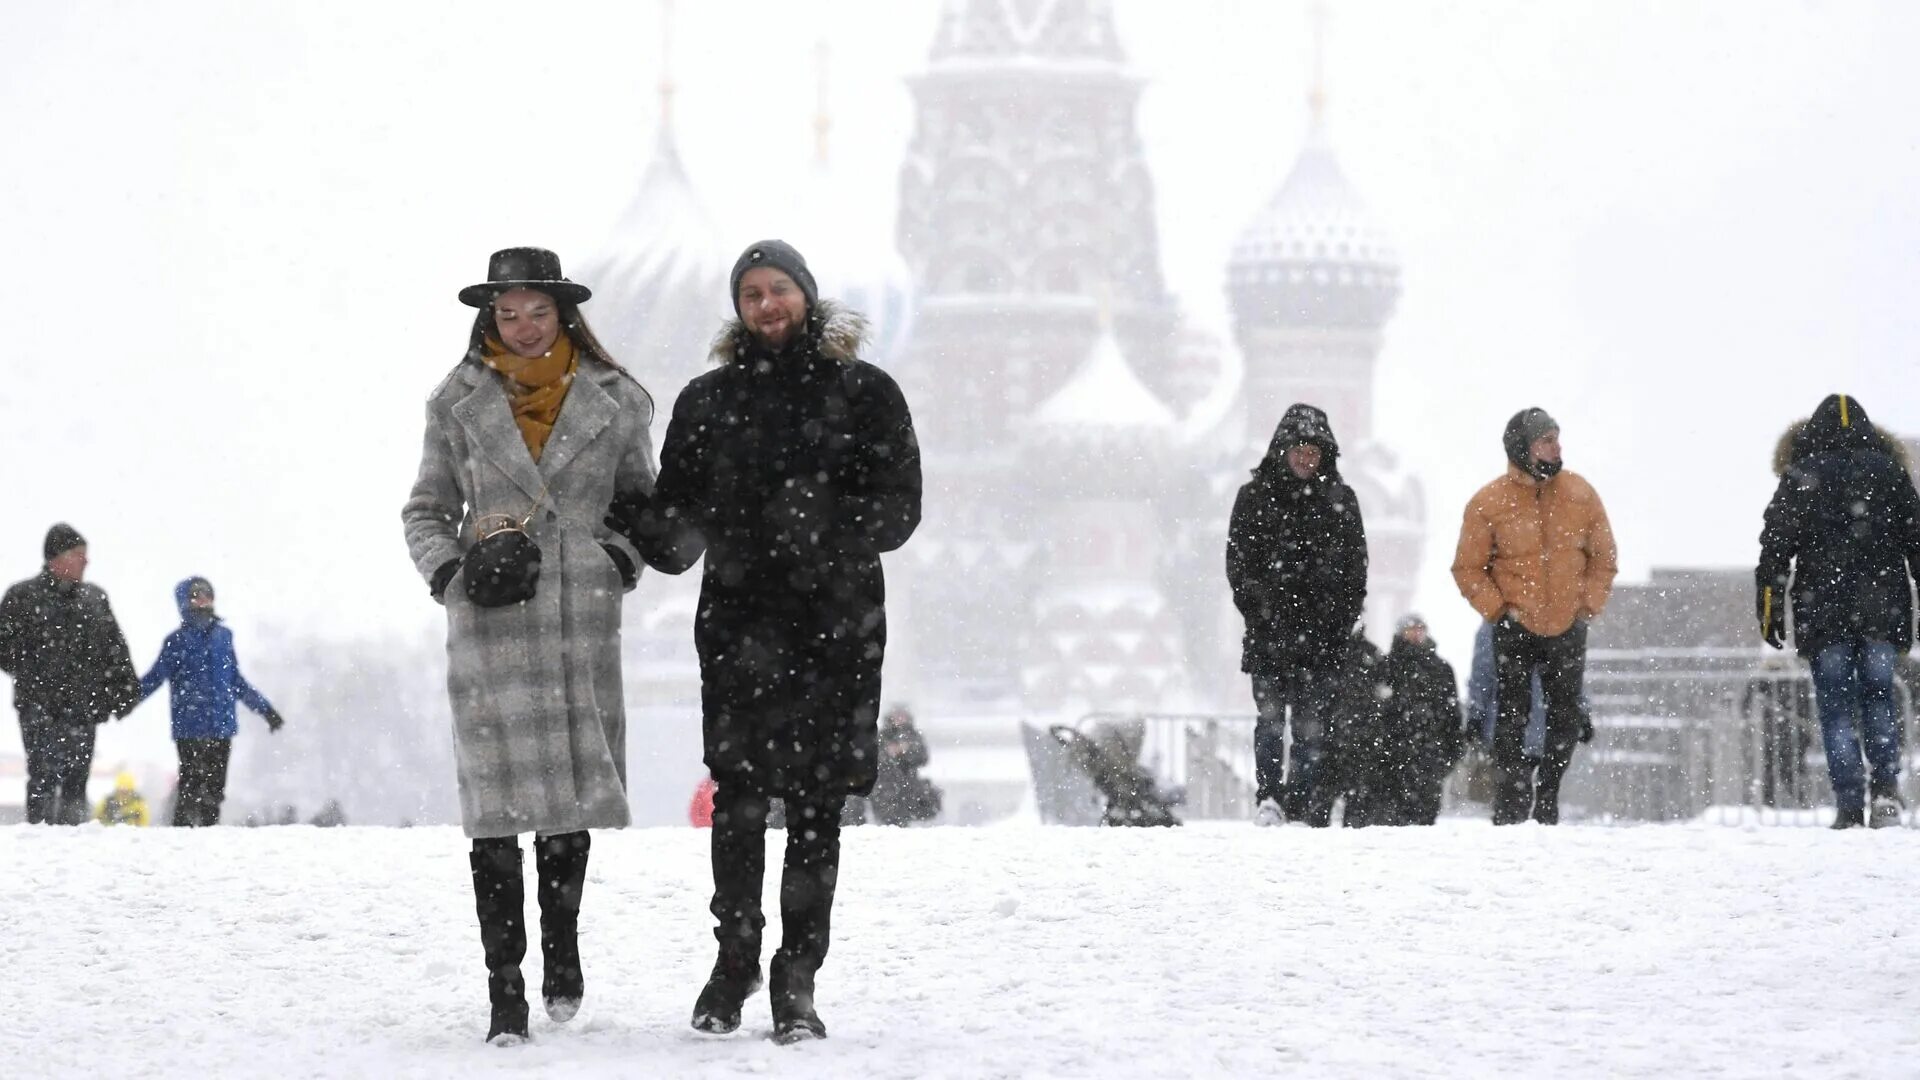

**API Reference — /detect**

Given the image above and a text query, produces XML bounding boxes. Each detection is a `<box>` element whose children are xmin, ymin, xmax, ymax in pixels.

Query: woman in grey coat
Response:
<box><xmin>402</xmin><ymin>247</ymin><xmax>658</xmax><ymax>1046</ymax></box>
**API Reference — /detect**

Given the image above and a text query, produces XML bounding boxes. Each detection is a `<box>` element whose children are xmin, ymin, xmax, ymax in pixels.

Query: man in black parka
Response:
<box><xmin>0</xmin><ymin>524</ymin><xmax>141</xmax><ymax>824</ymax></box>
<box><xmin>1757</xmin><ymin>393</ymin><xmax>1920</xmax><ymax>829</ymax></box>
<box><xmin>611</xmin><ymin>240</ymin><xmax>921</xmax><ymax>1042</ymax></box>
<box><xmin>1226</xmin><ymin>404</ymin><xmax>1368</xmax><ymax>827</ymax></box>
<box><xmin>1371</xmin><ymin>615</ymin><xmax>1465</xmax><ymax>826</ymax></box>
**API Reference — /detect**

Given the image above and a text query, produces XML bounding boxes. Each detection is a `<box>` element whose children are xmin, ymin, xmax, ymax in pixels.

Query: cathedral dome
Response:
<box><xmin>575</xmin><ymin>123</ymin><xmax>732</xmax><ymax>387</ymax></box>
<box><xmin>1226</xmin><ymin>117</ymin><xmax>1401</xmax><ymax>332</ymax></box>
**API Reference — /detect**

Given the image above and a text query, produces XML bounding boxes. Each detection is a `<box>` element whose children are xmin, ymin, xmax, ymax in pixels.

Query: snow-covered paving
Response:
<box><xmin>4</xmin><ymin>821</ymin><xmax>1915</xmax><ymax>1079</ymax></box>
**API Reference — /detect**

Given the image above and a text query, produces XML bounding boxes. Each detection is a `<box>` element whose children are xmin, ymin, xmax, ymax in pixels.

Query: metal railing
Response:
<box><xmin>1027</xmin><ymin>662</ymin><xmax>1918</xmax><ymax>827</ymax></box>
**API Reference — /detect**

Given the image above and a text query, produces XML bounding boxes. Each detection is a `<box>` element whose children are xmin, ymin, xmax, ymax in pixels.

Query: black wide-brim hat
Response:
<box><xmin>458</xmin><ymin>246</ymin><xmax>592</xmax><ymax>308</ymax></box>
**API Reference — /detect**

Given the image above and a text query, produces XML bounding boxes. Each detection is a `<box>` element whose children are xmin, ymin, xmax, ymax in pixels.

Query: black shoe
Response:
<box><xmin>535</xmin><ymin>832</ymin><xmax>589</xmax><ymax>1022</ymax></box>
<box><xmin>1491</xmin><ymin>766</ymin><xmax>1535</xmax><ymax>826</ymax></box>
<box><xmin>769</xmin><ymin>952</ymin><xmax>826</xmax><ymax>1044</ymax></box>
<box><xmin>691</xmin><ymin>953</ymin><xmax>764</xmax><ymax>1034</ymax></box>
<box><xmin>1831</xmin><ymin>805</ymin><xmax>1866</xmax><ymax>830</ymax></box>
<box><xmin>471</xmin><ymin>844</ymin><xmax>530</xmax><ymax>1046</ymax></box>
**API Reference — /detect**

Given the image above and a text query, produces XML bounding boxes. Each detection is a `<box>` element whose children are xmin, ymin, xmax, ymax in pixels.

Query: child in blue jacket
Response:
<box><xmin>138</xmin><ymin>577</ymin><xmax>284</xmax><ymax>826</ymax></box>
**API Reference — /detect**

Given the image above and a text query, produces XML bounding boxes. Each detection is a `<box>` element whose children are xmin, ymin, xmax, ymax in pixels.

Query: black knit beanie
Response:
<box><xmin>729</xmin><ymin>239</ymin><xmax>818</xmax><ymax>318</ymax></box>
<box><xmin>43</xmin><ymin>523</ymin><xmax>86</xmax><ymax>562</ymax></box>
<box><xmin>1503</xmin><ymin>408</ymin><xmax>1560</xmax><ymax>475</ymax></box>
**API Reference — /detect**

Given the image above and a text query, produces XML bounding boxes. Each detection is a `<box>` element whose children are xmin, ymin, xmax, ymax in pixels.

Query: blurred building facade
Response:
<box><xmin>581</xmin><ymin>0</ymin><xmax>1425</xmax><ymax>820</ymax></box>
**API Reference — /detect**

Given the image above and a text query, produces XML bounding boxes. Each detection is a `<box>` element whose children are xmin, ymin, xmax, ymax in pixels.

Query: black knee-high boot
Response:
<box><xmin>693</xmin><ymin>785</ymin><xmax>768</xmax><ymax>1034</ymax></box>
<box><xmin>470</xmin><ymin>839</ymin><xmax>529</xmax><ymax>1045</ymax></box>
<box><xmin>535</xmin><ymin>831</ymin><xmax>589</xmax><ymax>1022</ymax></box>
<box><xmin>771</xmin><ymin>794</ymin><xmax>843</xmax><ymax>1044</ymax></box>
<box><xmin>1491</xmin><ymin>762</ymin><xmax>1535</xmax><ymax>826</ymax></box>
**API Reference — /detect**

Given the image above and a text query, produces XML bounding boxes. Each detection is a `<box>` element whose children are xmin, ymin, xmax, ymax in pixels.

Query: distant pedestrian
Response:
<box><xmin>134</xmin><ymin>577</ymin><xmax>284</xmax><ymax>827</ymax></box>
<box><xmin>1371</xmin><ymin>616</ymin><xmax>1465</xmax><ymax>825</ymax></box>
<box><xmin>1225</xmin><ymin>404</ymin><xmax>1369</xmax><ymax>828</ymax></box>
<box><xmin>1452</xmin><ymin>409</ymin><xmax>1617</xmax><ymax>825</ymax></box>
<box><xmin>620</xmin><ymin>239</ymin><xmax>922</xmax><ymax>1043</ymax></box>
<box><xmin>95</xmin><ymin>771</ymin><xmax>151</xmax><ymax>827</ymax></box>
<box><xmin>1756</xmin><ymin>394</ymin><xmax>1920</xmax><ymax>829</ymax></box>
<box><xmin>0</xmin><ymin>524</ymin><xmax>141</xmax><ymax>825</ymax></box>
<box><xmin>870</xmin><ymin>705</ymin><xmax>941</xmax><ymax>826</ymax></box>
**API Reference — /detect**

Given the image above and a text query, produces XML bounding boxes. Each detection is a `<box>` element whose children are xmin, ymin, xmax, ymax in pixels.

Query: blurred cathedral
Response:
<box><xmin>583</xmin><ymin>0</ymin><xmax>1424</xmax><ymax>818</ymax></box>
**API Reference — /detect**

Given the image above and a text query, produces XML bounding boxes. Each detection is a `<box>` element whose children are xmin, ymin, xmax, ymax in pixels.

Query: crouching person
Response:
<box><xmin>134</xmin><ymin>577</ymin><xmax>284</xmax><ymax>827</ymax></box>
<box><xmin>612</xmin><ymin>240</ymin><xmax>921</xmax><ymax>1043</ymax></box>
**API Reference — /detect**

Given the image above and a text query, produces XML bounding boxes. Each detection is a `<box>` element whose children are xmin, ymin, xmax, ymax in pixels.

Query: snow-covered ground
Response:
<box><xmin>5</xmin><ymin>821</ymin><xmax>1916</xmax><ymax>1079</ymax></box>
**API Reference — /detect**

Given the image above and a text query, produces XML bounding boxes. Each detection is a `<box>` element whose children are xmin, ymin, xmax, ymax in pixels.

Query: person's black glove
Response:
<box><xmin>605</xmin><ymin>489</ymin><xmax>701</xmax><ymax>574</ymax></box>
<box><xmin>263</xmin><ymin>708</ymin><xmax>285</xmax><ymax>733</ymax></box>
<box><xmin>429</xmin><ymin>558</ymin><xmax>462</xmax><ymax>603</ymax></box>
<box><xmin>464</xmin><ymin>529</ymin><xmax>542</xmax><ymax>608</ymax></box>
<box><xmin>601</xmin><ymin>543</ymin><xmax>637</xmax><ymax>590</ymax></box>
<box><xmin>1757</xmin><ymin>584</ymin><xmax>1787</xmax><ymax>650</ymax></box>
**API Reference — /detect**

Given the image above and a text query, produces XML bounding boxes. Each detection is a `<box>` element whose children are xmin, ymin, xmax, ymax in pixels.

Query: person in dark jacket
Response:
<box><xmin>1370</xmin><ymin>616</ymin><xmax>1465</xmax><ymax>825</ymax></box>
<box><xmin>134</xmin><ymin>577</ymin><xmax>284</xmax><ymax>827</ymax></box>
<box><xmin>869</xmin><ymin>704</ymin><xmax>941</xmax><ymax>826</ymax></box>
<box><xmin>1225</xmin><ymin>404</ymin><xmax>1368</xmax><ymax>828</ymax></box>
<box><xmin>610</xmin><ymin>239</ymin><xmax>921</xmax><ymax>1043</ymax></box>
<box><xmin>0</xmin><ymin>524</ymin><xmax>141</xmax><ymax>825</ymax></box>
<box><xmin>1757</xmin><ymin>393</ymin><xmax>1920</xmax><ymax>829</ymax></box>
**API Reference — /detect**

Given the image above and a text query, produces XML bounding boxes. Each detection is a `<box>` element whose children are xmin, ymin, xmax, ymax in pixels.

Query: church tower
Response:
<box><xmin>1223</xmin><ymin>7</ymin><xmax>1424</xmax><ymax>636</ymax></box>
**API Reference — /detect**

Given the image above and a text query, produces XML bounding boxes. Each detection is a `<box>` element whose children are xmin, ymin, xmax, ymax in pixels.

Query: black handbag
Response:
<box><xmin>464</xmin><ymin>506</ymin><xmax>543</xmax><ymax>608</ymax></box>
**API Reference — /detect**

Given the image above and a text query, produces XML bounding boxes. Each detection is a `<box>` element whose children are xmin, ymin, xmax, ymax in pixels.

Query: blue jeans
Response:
<box><xmin>1808</xmin><ymin>641</ymin><xmax>1903</xmax><ymax>809</ymax></box>
<box><xmin>1251</xmin><ymin>672</ymin><xmax>1335</xmax><ymax>825</ymax></box>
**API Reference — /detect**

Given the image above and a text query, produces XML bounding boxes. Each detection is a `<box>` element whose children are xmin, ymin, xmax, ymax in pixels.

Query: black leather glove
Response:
<box><xmin>601</xmin><ymin>543</ymin><xmax>637</xmax><ymax>590</ymax></box>
<box><xmin>429</xmin><ymin>558</ymin><xmax>462</xmax><ymax>603</ymax></box>
<box><xmin>1757</xmin><ymin>584</ymin><xmax>1786</xmax><ymax>650</ymax></box>
<box><xmin>264</xmin><ymin>708</ymin><xmax>285</xmax><ymax>733</ymax></box>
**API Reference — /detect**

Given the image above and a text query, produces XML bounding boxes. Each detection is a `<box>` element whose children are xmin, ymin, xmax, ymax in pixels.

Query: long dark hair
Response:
<box><xmin>464</xmin><ymin>294</ymin><xmax>620</xmax><ymax>369</ymax></box>
<box><xmin>462</xmin><ymin>292</ymin><xmax>655</xmax><ymax>411</ymax></box>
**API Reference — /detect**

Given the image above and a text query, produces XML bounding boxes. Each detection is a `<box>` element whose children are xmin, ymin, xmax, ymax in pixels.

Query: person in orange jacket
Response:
<box><xmin>1451</xmin><ymin>408</ymin><xmax>1617</xmax><ymax>825</ymax></box>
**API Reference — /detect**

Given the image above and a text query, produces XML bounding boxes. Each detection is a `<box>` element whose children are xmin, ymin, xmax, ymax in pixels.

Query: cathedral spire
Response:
<box><xmin>814</xmin><ymin>38</ymin><xmax>832</xmax><ymax>166</ymax></box>
<box><xmin>1307</xmin><ymin>0</ymin><xmax>1328</xmax><ymax>133</ymax></box>
<box><xmin>657</xmin><ymin>0</ymin><xmax>678</xmax><ymax>128</ymax></box>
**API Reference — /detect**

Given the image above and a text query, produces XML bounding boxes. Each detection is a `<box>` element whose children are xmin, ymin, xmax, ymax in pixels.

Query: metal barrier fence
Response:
<box><xmin>1027</xmin><ymin>663</ymin><xmax>1918</xmax><ymax>827</ymax></box>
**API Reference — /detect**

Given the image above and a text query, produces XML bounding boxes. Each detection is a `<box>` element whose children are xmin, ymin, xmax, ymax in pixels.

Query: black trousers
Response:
<box><xmin>20</xmin><ymin>705</ymin><xmax>97</xmax><ymax>825</ymax></box>
<box><xmin>709</xmin><ymin>781</ymin><xmax>845</xmax><ymax>972</ymax></box>
<box><xmin>173</xmin><ymin>738</ymin><xmax>233</xmax><ymax>827</ymax></box>
<box><xmin>1251</xmin><ymin>670</ymin><xmax>1337</xmax><ymax>825</ymax></box>
<box><xmin>1492</xmin><ymin>619</ymin><xmax>1589</xmax><ymax>822</ymax></box>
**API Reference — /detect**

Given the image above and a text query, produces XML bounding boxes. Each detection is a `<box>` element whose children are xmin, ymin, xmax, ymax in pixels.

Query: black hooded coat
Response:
<box><xmin>1226</xmin><ymin>404</ymin><xmax>1369</xmax><ymax>677</ymax></box>
<box><xmin>1757</xmin><ymin>394</ymin><xmax>1920</xmax><ymax>659</ymax></box>
<box><xmin>641</xmin><ymin>302</ymin><xmax>922</xmax><ymax>797</ymax></box>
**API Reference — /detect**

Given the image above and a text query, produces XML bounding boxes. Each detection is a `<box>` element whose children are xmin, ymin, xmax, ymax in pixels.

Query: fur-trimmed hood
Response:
<box><xmin>1773</xmin><ymin>394</ymin><xmax>1911</xmax><ymax>476</ymax></box>
<box><xmin>708</xmin><ymin>299</ymin><xmax>870</xmax><ymax>366</ymax></box>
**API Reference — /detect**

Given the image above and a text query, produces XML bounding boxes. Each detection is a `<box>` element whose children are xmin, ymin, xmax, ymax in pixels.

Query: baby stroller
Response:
<box><xmin>1050</xmin><ymin>719</ymin><xmax>1182</xmax><ymax>827</ymax></box>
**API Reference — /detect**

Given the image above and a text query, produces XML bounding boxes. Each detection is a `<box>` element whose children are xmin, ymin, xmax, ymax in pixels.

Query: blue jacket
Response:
<box><xmin>138</xmin><ymin>580</ymin><xmax>275</xmax><ymax>740</ymax></box>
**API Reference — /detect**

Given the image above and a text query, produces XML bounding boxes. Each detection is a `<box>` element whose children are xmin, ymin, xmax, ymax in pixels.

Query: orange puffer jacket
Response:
<box><xmin>1451</xmin><ymin>465</ymin><xmax>1618</xmax><ymax>637</ymax></box>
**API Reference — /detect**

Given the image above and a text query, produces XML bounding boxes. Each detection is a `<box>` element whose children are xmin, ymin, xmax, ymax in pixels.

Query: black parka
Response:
<box><xmin>1226</xmin><ymin>404</ymin><xmax>1369</xmax><ymax>677</ymax></box>
<box><xmin>648</xmin><ymin>302</ymin><xmax>922</xmax><ymax>797</ymax></box>
<box><xmin>1757</xmin><ymin>395</ymin><xmax>1920</xmax><ymax>659</ymax></box>
<box><xmin>0</xmin><ymin>570</ymin><xmax>140</xmax><ymax>723</ymax></box>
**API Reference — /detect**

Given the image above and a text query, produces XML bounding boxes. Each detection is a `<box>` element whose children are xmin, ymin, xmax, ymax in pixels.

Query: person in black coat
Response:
<box><xmin>1225</xmin><ymin>403</ymin><xmax>1368</xmax><ymax>827</ymax></box>
<box><xmin>610</xmin><ymin>240</ymin><xmax>921</xmax><ymax>1043</ymax></box>
<box><xmin>0</xmin><ymin>525</ymin><xmax>141</xmax><ymax>825</ymax></box>
<box><xmin>868</xmin><ymin>704</ymin><xmax>941</xmax><ymax>826</ymax></box>
<box><xmin>1757</xmin><ymin>393</ymin><xmax>1920</xmax><ymax>828</ymax></box>
<box><xmin>1370</xmin><ymin>616</ymin><xmax>1465</xmax><ymax>826</ymax></box>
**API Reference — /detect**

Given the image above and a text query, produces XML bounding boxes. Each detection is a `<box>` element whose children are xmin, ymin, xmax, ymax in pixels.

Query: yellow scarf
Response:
<box><xmin>481</xmin><ymin>334</ymin><xmax>577</xmax><ymax>462</ymax></box>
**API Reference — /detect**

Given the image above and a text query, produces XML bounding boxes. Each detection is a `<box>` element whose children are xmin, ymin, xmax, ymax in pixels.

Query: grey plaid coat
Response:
<box><xmin>402</xmin><ymin>355</ymin><xmax>655</xmax><ymax>838</ymax></box>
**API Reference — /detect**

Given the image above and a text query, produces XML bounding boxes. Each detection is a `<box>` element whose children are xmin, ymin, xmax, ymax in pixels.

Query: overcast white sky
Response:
<box><xmin>6</xmin><ymin>1</ymin><xmax>1920</xmax><ymax>767</ymax></box>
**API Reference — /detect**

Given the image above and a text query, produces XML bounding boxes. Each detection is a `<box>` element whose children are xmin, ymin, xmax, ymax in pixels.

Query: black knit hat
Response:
<box><xmin>1503</xmin><ymin>407</ymin><xmax>1560</xmax><ymax>474</ymax></box>
<box><xmin>44</xmin><ymin>523</ymin><xmax>86</xmax><ymax>562</ymax></box>
<box><xmin>729</xmin><ymin>239</ymin><xmax>818</xmax><ymax>318</ymax></box>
